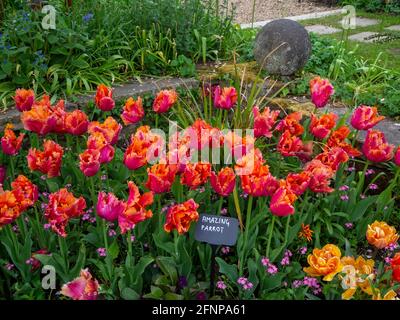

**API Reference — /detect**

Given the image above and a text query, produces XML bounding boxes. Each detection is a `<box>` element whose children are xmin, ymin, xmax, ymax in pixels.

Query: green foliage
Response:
<box><xmin>339</xmin><ymin>0</ymin><xmax>400</xmax><ymax>13</ymax></box>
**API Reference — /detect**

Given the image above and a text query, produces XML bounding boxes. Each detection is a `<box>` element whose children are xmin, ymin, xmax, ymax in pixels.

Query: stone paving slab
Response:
<box><xmin>386</xmin><ymin>25</ymin><xmax>400</xmax><ymax>31</ymax></box>
<box><xmin>305</xmin><ymin>24</ymin><xmax>341</xmax><ymax>35</ymax></box>
<box><xmin>241</xmin><ymin>8</ymin><xmax>346</xmax><ymax>29</ymax></box>
<box><xmin>354</xmin><ymin>17</ymin><xmax>380</xmax><ymax>27</ymax></box>
<box><xmin>348</xmin><ymin>32</ymin><xmax>382</xmax><ymax>43</ymax></box>
<box><xmin>0</xmin><ymin>77</ymin><xmax>199</xmax><ymax>131</ymax></box>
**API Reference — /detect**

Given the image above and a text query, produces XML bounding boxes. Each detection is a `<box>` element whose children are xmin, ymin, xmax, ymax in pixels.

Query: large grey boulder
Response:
<box><xmin>254</xmin><ymin>19</ymin><xmax>312</xmax><ymax>76</ymax></box>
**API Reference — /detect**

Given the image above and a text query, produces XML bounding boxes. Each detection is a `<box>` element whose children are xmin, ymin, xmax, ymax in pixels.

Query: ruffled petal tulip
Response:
<box><xmin>270</xmin><ymin>185</ymin><xmax>297</xmax><ymax>216</ymax></box>
<box><xmin>1</xmin><ymin>124</ymin><xmax>25</xmax><ymax>156</ymax></box>
<box><xmin>0</xmin><ymin>190</ymin><xmax>21</xmax><ymax>227</ymax></box>
<box><xmin>327</xmin><ymin>126</ymin><xmax>361</xmax><ymax>158</ymax></box>
<box><xmin>276</xmin><ymin>112</ymin><xmax>304</xmax><ymax>136</ymax></box>
<box><xmin>21</xmin><ymin>104</ymin><xmax>57</xmax><ymax>135</ymax></box>
<box><xmin>303</xmin><ymin>244</ymin><xmax>342</xmax><ymax>281</ymax></box>
<box><xmin>362</xmin><ymin>129</ymin><xmax>394</xmax><ymax>163</ymax></box>
<box><xmin>27</xmin><ymin>140</ymin><xmax>64</xmax><ymax>178</ymax></box>
<box><xmin>95</xmin><ymin>84</ymin><xmax>115</xmax><ymax>111</ymax></box>
<box><xmin>210</xmin><ymin>167</ymin><xmax>236</xmax><ymax>197</ymax></box>
<box><xmin>14</xmin><ymin>89</ymin><xmax>35</xmax><ymax>112</ymax></box>
<box><xmin>213</xmin><ymin>86</ymin><xmax>238</xmax><ymax>110</ymax></box>
<box><xmin>44</xmin><ymin>188</ymin><xmax>86</xmax><ymax>237</ymax></box>
<box><xmin>180</xmin><ymin>162</ymin><xmax>211</xmax><ymax>190</ymax></box>
<box><xmin>145</xmin><ymin>163</ymin><xmax>177</xmax><ymax>194</ymax></box>
<box><xmin>310</xmin><ymin>113</ymin><xmax>337</xmax><ymax>139</ymax></box>
<box><xmin>164</xmin><ymin>199</ymin><xmax>199</xmax><ymax>234</ymax></box>
<box><xmin>253</xmin><ymin>106</ymin><xmax>280</xmax><ymax>138</ymax></box>
<box><xmin>366</xmin><ymin>221</ymin><xmax>399</xmax><ymax>249</ymax></box>
<box><xmin>315</xmin><ymin>147</ymin><xmax>349</xmax><ymax>171</ymax></box>
<box><xmin>121</xmin><ymin>97</ymin><xmax>144</xmax><ymax>125</ymax></box>
<box><xmin>350</xmin><ymin>105</ymin><xmax>385</xmax><ymax>131</ymax></box>
<box><xmin>153</xmin><ymin>90</ymin><xmax>178</xmax><ymax>113</ymax></box>
<box><xmin>65</xmin><ymin>110</ymin><xmax>89</xmax><ymax>136</ymax></box>
<box><xmin>240</xmin><ymin>165</ymin><xmax>279</xmax><ymax>197</ymax></box>
<box><xmin>87</xmin><ymin>132</ymin><xmax>114</xmax><ymax>164</ymax></box>
<box><xmin>79</xmin><ymin>149</ymin><xmax>101</xmax><ymax>177</ymax></box>
<box><xmin>304</xmin><ymin>159</ymin><xmax>334</xmax><ymax>193</ymax></box>
<box><xmin>96</xmin><ymin>192</ymin><xmax>126</xmax><ymax>222</ymax></box>
<box><xmin>11</xmin><ymin>175</ymin><xmax>38</xmax><ymax>211</ymax></box>
<box><xmin>61</xmin><ymin>269</ymin><xmax>99</xmax><ymax>300</ymax></box>
<box><xmin>286</xmin><ymin>172</ymin><xmax>310</xmax><ymax>196</ymax></box>
<box><xmin>118</xmin><ymin>181</ymin><xmax>153</xmax><ymax>234</ymax></box>
<box><xmin>310</xmin><ymin>76</ymin><xmax>334</xmax><ymax>108</ymax></box>
<box><xmin>88</xmin><ymin>117</ymin><xmax>121</xmax><ymax>145</ymax></box>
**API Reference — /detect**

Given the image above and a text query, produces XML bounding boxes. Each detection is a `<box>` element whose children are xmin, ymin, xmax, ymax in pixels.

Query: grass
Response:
<box><xmin>299</xmin><ymin>10</ymin><xmax>400</xmax><ymax>71</ymax></box>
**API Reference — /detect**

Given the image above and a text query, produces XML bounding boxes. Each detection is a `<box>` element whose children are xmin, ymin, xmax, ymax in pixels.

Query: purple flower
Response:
<box><xmin>242</xmin><ymin>281</ymin><xmax>253</xmax><ymax>290</ymax></box>
<box><xmin>220</xmin><ymin>208</ymin><xmax>228</xmax><ymax>216</ymax></box>
<box><xmin>369</xmin><ymin>184</ymin><xmax>378</xmax><ymax>190</ymax></box>
<box><xmin>340</xmin><ymin>195</ymin><xmax>349</xmax><ymax>201</ymax></box>
<box><xmin>237</xmin><ymin>277</ymin><xmax>247</xmax><ymax>285</ymax></box>
<box><xmin>97</xmin><ymin>247</ymin><xmax>107</xmax><ymax>257</ymax></box>
<box><xmin>339</xmin><ymin>185</ymin><xmax>349</xmax><ymax>191</ymax></box>
<box><xmin>43</xmin><ymin>223</ymin><xmax>51</xmax><ymax>230</ymax></box>
<box><xmin>217</xmin><ymin>280</ymin><xmax>227</xmax><ymax>290</ymax></box>
<box><xmin>5</xmin><ymin>263</ymin><xmax>14</xmax><ymax>271</ymax></box>
<box><xmin>347</xmin><ymin>166</ymin><xmax>355</xmax><ymax>172</ymax></box>
<box><xmin>108</xmin><ymin>229</ymin><xmax>117</xmax><ymax>237</ymax></box>
<box><xmin>292</xmin><ymin>280</ymin><xmax>302</xmax><ymax>288</ymax></box>
<box><xmin>366</xmin><ymin>169</ymin><xmax>375</xmax><ymax>176</ymax></box>
<box><xmin>178</xmin><ymin>276</ymin><xmax>188</xmax><ymax>288</ymax></box>
<box><xmin>221</xmin><ymin>246</ymin><xmax>230</xmax><ymax>255</ymax></box>
<box><xmin>299</xmin><ymin>246</ymin><xmax>307</xmax><ymax>255</ymax></box>
<box><xmin>345</xmin><ymin>222</ymin><xmax>353</xmax><ymax>229</ymax></box>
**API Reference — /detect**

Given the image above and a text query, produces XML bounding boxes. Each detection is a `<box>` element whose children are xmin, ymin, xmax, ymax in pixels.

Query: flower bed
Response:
<box><xmin>0</xmin><ymin>76</ymin><xmax>400</xmax><ymax>300</ymax></box>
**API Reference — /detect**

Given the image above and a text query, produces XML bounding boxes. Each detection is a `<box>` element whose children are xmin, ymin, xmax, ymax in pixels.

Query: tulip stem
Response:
<box><xmin>240</xmin><ymin>196</ymin><xmax>253</xmax><ymax>275</ymax></box>
<box><xmin>127</xmin><ymin>230</ymin><xmax>133</xmax><ymax>264</ymax></box>
<box><xmin>9</xmin><ymin>156</ymin><xmax>15</xmax><ymax>181</ymax></box>
<box><xmin>284</xmin><ymin>215</ymin><xmax>291</xmax><ymax>245</ymax></box>
<box><xmin>232</xmin><ymin>187</ymin><xmax>243</xmax><ymax>231</ymax></box>
<box><xmin>217</xmin><ymin>196</ymin><xmax>224</xmax><ymax>215</ymax></box>
<box><xmin>157</xmin><ymin>195</ymin><xmax>162</xmax><ymax>230</ymax></box>
<box><xmin>102</xmin><ymin>219</ymin><xmax>108</xmax><ymax>250</ymax></box>
<box><xmin>266</xmin><ymin>215</ymin><xmax>276</xmax><ymax>258</ymax></box>
<box><xmin>155</xmin><ymin>114</ymin><xmax>159</xmax><ymax>128</ymax></box>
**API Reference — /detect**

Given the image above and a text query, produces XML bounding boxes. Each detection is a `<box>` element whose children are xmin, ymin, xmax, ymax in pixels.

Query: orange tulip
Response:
<box><xmin>210</xmin><ymin>167</ymin><xmax>236</xmax><ymax>197</ymax></box>
<box><xmin>118</xmin><ymin>181</ymin><xmax>153</xmax><ymax>234</ymax></box>
<box><xmin>64</xmin><ymin>110</ymin><xmax>89</xmax><ymax>136</ymax></box>
<box><xmin>79</xmin><ymin>148</ymin><xmax>101</xmax><ymax>177</ymax></box>
<box><xmin>121</xmin><ymin>96</ymin><xmax>144</xmax><ymax>125</ymax></box>
<box><xmin>44</xmin><ymin>188</ymin><xmax>86</xmax><ymax>237</ymax></box>
<box><xmin>11</xmin><ymin>175</ymin><xmax>38</xmax><ymax>211</ymax></box>
<box><xmin>286</xmin><ymin>171</ymin><xmax>310</xmax><ymax>196</ymax></box>
<box><xmin>309</xmin><ymin>113</ymin><xmax>337</xmax><ymax>139</ymax></box>
<box><xmin>88</xmin><ymin>116</ymin><xmax>121</xmax><ymax>145</ymax></box>
<box><xmin>303</xmin><ymin>244</ymin><xmax>342</xmax><ymax>281</ymax></box>
<box><xmin>0</xmin><ymin>191</ymin><xmax>21</xmax><ymax>227</ymax></box>
<box><xmin>164</xmin><ymin>199</ymin><xmax>199</xmax><ymax>234</ymax></box>
<box><xmin>1</xmin><ymin>124</ymin><xmax>25</xmax><ymax>156</ymax></box>
<box><xmin>362</xmin><ymin>130</ymin><xmax>394</xmax><ymax>163</ymax></box>
<box><xmin>153</xmin><ymin>90</ymin><xmax>178</xmax><ymax>113</ymax></box>
<box><xmin>21</xmin><ymin>104</ymin><xmax>57</xmax><ymax>135</ymax></box>
<box><xmin>326</xmin><ymin>126</ymin><xmax>361</xmax><ymax>158</ymax></box>
<box><xmin>366</xmin><ymin>221</ymin><xmax>399</xmax><ymax>249</ymax></box>
<box><xmin>315</xmin><ymin>147</ymin><xmax>349</xmax><ymax>171</ymax></box>
<box><xmin>240</xmin><ymin>164</ymin><xmax>279</xmax><ymax>197</ymax></box>
<box><xmin>14</xmin><ymin>89</ymin><xmax>35</xmax><ymax>112</ymax></box>
<box><xmin>95</xmin><ymin>84</ymin><xmax>115</xmax><ymax>111</ymax></box>
<box><xmin>145</xmin><ymin>163</ymin><xmax>178</xmax><ymax>194</ymax></box>
<box><xmin>276</xmin><ymin>112</ymin><xmax>304</xmax><ymax>136</ymax></box>
<box><xmin>27</xmin><ymin>140</ymin><xmax>64</xmax><ymax>178</ymax></box>
<box><xmin>180</xmin><ymin>162</ymin><xmax>211</xmax><ymax>190</ymax></box>
<box><xmin>304</xmin><ymin>159</ymin><xmax>334</xmax><ymax>193</ymax></box>
<box><xmin>87</xmin><ymin>132</ymin><xmax>115</xmax><ymax>164</ymax></box>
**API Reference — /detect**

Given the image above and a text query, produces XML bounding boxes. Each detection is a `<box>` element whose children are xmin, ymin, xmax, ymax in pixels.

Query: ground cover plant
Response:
<box><xmin>0</xmin><ymin>74</ymin><xmax>400</xmax><ymax>300</ymax></box>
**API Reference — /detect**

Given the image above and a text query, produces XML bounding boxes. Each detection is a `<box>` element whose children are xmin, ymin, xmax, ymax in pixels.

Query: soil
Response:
<box><xmin>225</xmin><ymin>0</ymin><xmax>333</xmax><ymax>24</ymax></box>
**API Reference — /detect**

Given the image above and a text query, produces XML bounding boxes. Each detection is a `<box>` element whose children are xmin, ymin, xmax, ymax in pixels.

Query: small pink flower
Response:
<box><xmin>97</xmin><ymin>248</ymin><xmax>107</xmax><ymax>257</ymax></box>
<box><xmin>339</xmin><ymin>185</ymin><xmax>349</xmax><ymax>191</ymax></box>
<box><xmin>217</xmin><ymin>280</ymin><xmax>227</xmax><ymax>290</ymax></box>
<box><xmin>340</xmin><ymin>195</ymin><xmax>349</xmax><ymax>201</ymax></box>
